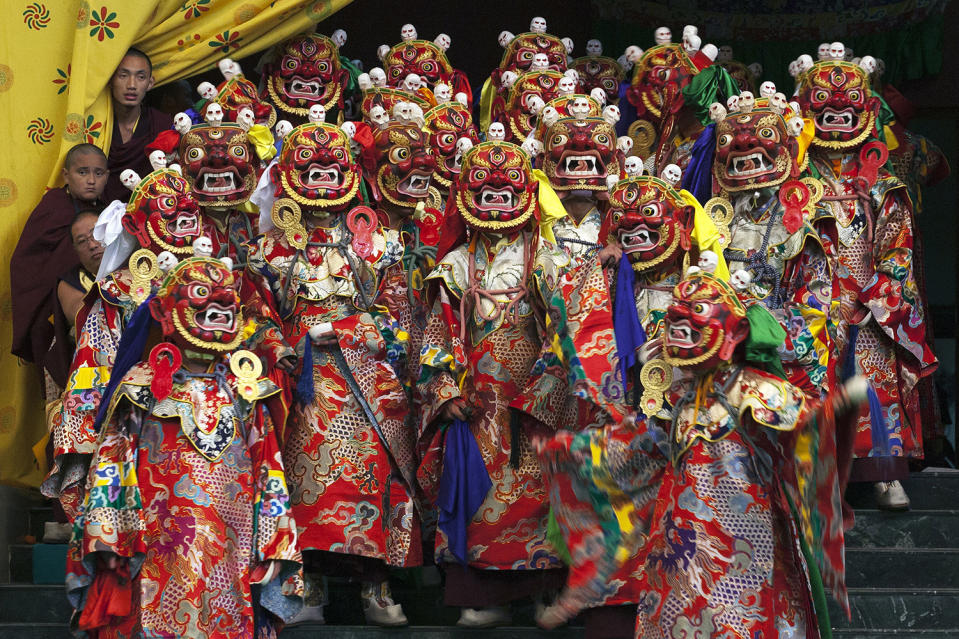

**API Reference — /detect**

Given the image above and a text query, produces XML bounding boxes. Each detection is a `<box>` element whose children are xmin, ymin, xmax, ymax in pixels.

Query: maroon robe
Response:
<box><xmin>103</xmin><ymin>106</ymin><xmax>174</xmax><ymax>202</ymax></box>
<box><xmin>10</xmin><ymin>187</ymin><xmax>101</xmax><ymax>383</ymax></box>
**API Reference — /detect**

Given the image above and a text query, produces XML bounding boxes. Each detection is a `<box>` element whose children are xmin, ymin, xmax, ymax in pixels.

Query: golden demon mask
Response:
<box><xmin>423</xmin><ymin>102</ymin><xmax>480</xmax><ymax>188</ymax></box>
<box><xmin>542</xmin><ymin>115</ymin><xmax>620</xmax><ymax>191</ymax></box>
<box><xmin>151</xmin><ymin>257</ymin><xmax>243</xmax><ymax>353</ymax></box>
<box><xmin>714</xmin><ymin>104</ymin><xmax>797</xmax><ymax>192</ymax></box>
<box><xmin>798</xmin><ymin>61</ymin><xmax>878</xmax><ymax>149</ymax></box>
<box><xmin>263</xmin><ymin>33</ymin><xmax>347</xmax><ymax>117</ymax></box>
<box><xmin>627</xmin><ymin>44</ymin><xmax>699</xmax><ymax>124</ymax></box>
<box><xmin>572</xmin><ymin>55</ymin><xmax>625</xmax><ymax>105</ymax></box>
<box><xmin>454</xmin><ymin>141</ymin><xmax>536</xmax><ymax>233</ymax></box>
<box><xmin>607</xmin><ymin>176</ymin><xmax>694</xmax><ymax>273</ymax></box>
<box><xmin>122</xmin><ymin>169</ymin><xmax>201</xmax><ymax>256</ymax></box>
<box><xmin>275</xmin><ymin>122</ymin><xmax>360</xmax><ymax>214</ymax></box>
<box><xmin>371</xmin><ymin>122</ymin><xmax>437</xmax><ymax>209</ymax></box>
<box><xmin>216</xmin><ymin>75</ymin><xmax>277</xmax><ymax>128</ymax></box>
<box><xmin>385</xmin><ymin>40</ymin><xmax>454</xmax><ymax>89</ymax></box>
<box><xmin>179</xmin><ymin>124</ymin><xmax>258</xmax><ymax>208</ymax></box>
<box><xmin>663</xmin><ymin>272</ymin><xmax>748</xmax><ymax>370</ymax></box>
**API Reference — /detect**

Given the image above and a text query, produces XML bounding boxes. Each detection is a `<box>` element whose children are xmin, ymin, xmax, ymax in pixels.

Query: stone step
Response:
<box><xmin>0</xmin><ymin>585</ymin><xmax>71</xmax><ymax>623</ymax></box>
<box><xmin>845</xmin><ymin>470</ymin><xmax>959</xmax><ymax>511</ymax></box>
<box><xmin>0</xmin><ymin>623</ymin><xmax>67</xmax><ymax>639</ymax></box>
<box><xmin>7</xmin><ymin>544</ymin><xmax>31</xmax><ymax>583</ymax></box>
<box><xmin>845</xmin><ymin>548</ymin><xmax>959</xmax><ymax>588</ymax></box>
<box><xmin>846</xmin><ymin>509</ymin><xmax>959</xmax><ymax>548</ymax></box>
<box><xmin>829</xmin><ymin>588</ymin><xmax>959</xmax><ymax>630</ymax></box>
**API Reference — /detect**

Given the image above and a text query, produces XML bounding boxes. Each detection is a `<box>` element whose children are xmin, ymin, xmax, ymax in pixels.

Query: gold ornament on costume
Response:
<box><xmin>271</xmin><ymin>198</ymin><xmax>308</xmax><ymax>250</ymax></box>
<box><xmin>129</xmin><ymin>249</ymin><xmax>159</xmax><ymax>305</ymax></box>
<box><xmin>230</xmin><ymin>349</ymin><xmax>263</xmax><ymax>401</ymax></box>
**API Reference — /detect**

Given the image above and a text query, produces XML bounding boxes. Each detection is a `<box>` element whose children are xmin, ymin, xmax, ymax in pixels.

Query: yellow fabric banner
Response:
<box><xmin>0</xmin><ymin>0</ymin><xmax>352</xmax><ymax>487</ymax></box>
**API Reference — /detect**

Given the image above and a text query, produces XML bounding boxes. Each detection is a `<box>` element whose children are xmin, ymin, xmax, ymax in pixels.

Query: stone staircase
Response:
<box><xmin>2</xmin><ymin>470</ymin><xmax>956</xmax><ymax>637</ymax></box>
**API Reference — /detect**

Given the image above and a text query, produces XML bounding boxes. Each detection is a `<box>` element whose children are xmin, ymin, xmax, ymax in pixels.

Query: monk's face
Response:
<box><xmin>111</xmin><ymin>54</ymin><xmax>154</xmax><ymax>107</ymax></box>
<box><xmin>62</xmin><ymin>151</ymin><xmax>108</xmax><ymax>203</ymax></box>
<box><xmin>70</xmin><ymin>213</ymin><xmax>104</xmax><ymax>274</ymax></box>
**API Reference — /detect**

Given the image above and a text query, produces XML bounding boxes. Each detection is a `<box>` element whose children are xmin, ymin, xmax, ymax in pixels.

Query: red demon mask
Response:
<box><xmin>263</xmin><ymin>33</ymin><xmax>348</xmax><ymax>118</ymax></box>
<box><xmin>626</xmin><ymin>44</ymin><xmax>699</xmax><ymax>125</ymax></box>
<box><xmin>179</xmin><ymin>124</ymin><xmax>258</xmax><ymax>208</ymax></box>
<box><xmin>797</xmin><ymin>61</ymin><xmax>879</xmax><ymax>150</ymax></box>
<box><xmin>572</xmin><ymin>55</ymin><xmax>625</xmax><ymax>105</ymax></box>
<box><xmin>369</xmin><ymin>122</ymin><xmax>437</xmax><ymax>210</ymax></box>
<box><xmin>663</xmin><ymin>272</ymin><xmax>748</xmax><ymax>371</ymax></box>
<box><xmin>275</xmin><ymin>122</ymin><xmax>360</xmax><ymax>214</ymax></box>
<box><xmin>543</xmin><ymin>115</ymin><xmax>620</xmax><ymax>191</ymax></box>
<box><xmin>122</xmin><ymin>169</ymin><xmax>201</xmax><ymax>255</ymax></box>
<box><xmin>385</xmin><ymin>40</ymin><xmax>455</xmax><ymax>89</ymax></box>
<box><xmin>215</xmin><ymin>75</ymin><xmax>277</xmax><ymax>128</ymax></box>
<box><xmin>423</xmin><ymin>102</ymin><xmax>479</xmax><ymax>188</ymax></box>
<box><xmin>607</xmin><ymin>176</ymin><xmax>694</xmax><ymax>273</ymax></box>
<box><xmin>714</xmin><ymin>107</ymin><xmax>797</xmax><ymax>192</ymax></box>
<box><xmin>453</xmin><ymin>141</ymin><xmax>537</xmax><ymax>233</ymax></box>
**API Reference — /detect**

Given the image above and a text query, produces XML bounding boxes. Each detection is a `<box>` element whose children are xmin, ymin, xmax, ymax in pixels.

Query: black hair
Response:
<box><xmin>121</xmin><ymin>47</ymin><xmax>153</xmax><ymax>73</ymax></box>
<box><xmin>64</xmin><ymin>143</ymin><xmax>107</xmax><ymax>169</ymax></box>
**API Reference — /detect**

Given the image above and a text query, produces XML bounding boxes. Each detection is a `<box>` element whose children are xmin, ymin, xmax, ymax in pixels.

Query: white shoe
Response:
<box><xmin>42</xmin><ymin>522</ymin><xmax>72</xmax><ymax>544</ymax></box>
<box><xmin>456</xmin><ymin>606</ymin><xmax>512</xmax><ymax>628</ymax></box>
<box><xmin>361</xmin><ymin>581</ymin><xmax>408</xmax><ymax>627</ymax></box>
<box><xmin>285</xmin><ymin>604</ymin><xmax>325</xmax><ymax>626</ymax></box>
<box><xmin>875</xmin><ymin>480</ymin><xmax>910</xmax><ymax>510</ymax></box>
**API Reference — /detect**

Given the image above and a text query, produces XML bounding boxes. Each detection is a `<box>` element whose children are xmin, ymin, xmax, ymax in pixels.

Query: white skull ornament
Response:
<box><xmin>369</xmin><ymin>67</ymin><xmax>387</xmax><ymax>87</ymax></box>
<box><xmin>586</xmin><ymin>39</ymin><xmax>602</xmax><ymax>56</ymax></box>
<box><xmin>521</xmin><ymin>137</ymin><xmax>542</xmax><ymax>157</ymax></box>
<box><xmin>829</xmin><ymin>42</ymin><xmax>845</xmax><ymax>60</ymax></box>
<box><xmin>726</xmin><ymin>95</ymin><xmax>740</xmax><ymax>113</ymax></box>
<box><xmin>660</xmin><ymin>163</ymin><xmax>682</xmax><ymax>187</ymax></box>
<box><xmin>817</xmin><ymin>43</ymin><xmax>830</xmax><ymax>60</ymax></box>
<box><xmin>557</xmin><ymin>76</ymin><xmax>576</xmax><ymax>95</ymax></box>
<box><xmin>498</xmin><ymin>30</ymin><xmax>515</xmax><ymax>48</ymax></box>
<box><xmin>770</xmin><ymin>93</ymin><xmax>788</xmax><ymax>114</ymax></box>
<box><xmin>859</xmin><ymin>56</ymin><xmax>877</xmax><ymax>74</ymax></box>
<box><xmin>570</xmin><ymin>97</ymin><xmax>591</xmax><ymax>118</ymax></box>
<box><xmin>173</xmin><ymin>112</ymin><xmax>192</xmax><ymax>135</ymax></box>
<box><xmin>654</xmin><ymin>27</ymin><xmax>671</xmax><ymax>45</ymax></box>
<box><xmin>376</xmin><ymin>45</ymin><xmax>390</xmax><ymax>61</ymax></box>
<box><xmin>684</xmin><ymin>34</ymin><xmax>702</xmax><ymax>54</ymax></box>
<box><xmin>193</xmin><ymin>236</ymin><xmax>213</xmax><ymax>258</ymax></box>
<box><xmin>625</xmin><ymin>45</ymin><xmax>643</xmax><ymax>63</ymax></box>
<box><xmin>797</xmin><ymin>54</ymin><xmax>814</xmax><ymax>73</ymax></box>
<box><xmin>530</xmin><ymin>17</ymin><xmax>547</xmax><ymax>33</ymax></box>
<box><xmin>205</xmin><ymin>102</ymin><xmax>224</xmax><ymax>126</ymax></box>
<box><xmin>786</xmin><ymin>116</ymin><xmax>804</xmax><ymax>137</ymax></box>
<box><xmin>403</xmin><ymin>73</ymin><xmax>423</xmax><ymax>92</ymax></box>
<box><xmin>697</xmin><ymin>250</ymin><xmax>718</xmax><ymax>274</ymax></box>
<box><xmin>434</xmin><ymin>83</ymin><xmax>452</xmax><ymax>103</ymax></box>
<box><xmin>561</xmin><ymin>37</ymin><xmax>574</xmax><ymax>55</ymax></box>
<box><xmin>197</xmin><ymin>81</ymin><xmax>217</xmax><ymax>101</ymax></box>
<box><xmin>400</xmin><ymin>24</ymin><xmax>418</xmax><ymax>41</ymax></box>
<box><xmin>237</xmin><ymin>107</ymin><xmax>255</xmax><ymax>131</ymax></box>
<box><xmin>331</xmin><ymin>29</ymin><xmax>347</xmax><ymax>49</ymax></box>
<box><xmin>369</xmin><ymin>105</ymin><xmax>389</xmax><ymax>127</ymax></box>
<box><xmin>308</xmin><ymin>104</ymin><xmax>327</xmax><ymax>123</ymax></box>
<box><xmin>759</xmin><ymin>81</ymin><xmax>777</xmax><ymax>98</ymax></box>
<box><xmin>531</xmin><ymin>53</ymin><xmax>549</xmax><ymax>70</ymax></box>
<box><xmin>603</xmin><ymin>104</ymin><xmax>621</xmax><ymax>125</ymax></box>
<box><xmin>623</xmin><ymin>156</ymin><xmax>643</xmax><ymax>176</ymax></box>
<box><xmin>148</xmin><ymin>150</ymin><xmax>167</xmax><ymax>171</ymax></box>
<box><xmin>526</xmin><ymin>95</ymin><xmax>545</xmax><ymax>115</ymax></box>
<box><xmin>730</xmin><ymin>269</ymin><xmax>752</xmax><ymax>292</ymax></box>
<box><xmin>501</xmin><ymin>70</ymin><xmax>518</xmax><ymax>89</ymax></box>
<box><xmin>616</xmin><ymin>135</ymin><xmax>632</xmax><ymax>154</ymax></box>
<box><xmin>434</xmin><ymin>33</ymin><xmax>451</xmax><ymax>51</ymax></box>
<box><xmin>487</xmin><ymin>123</ymin><xmax>506</xmax><ymax>141</ymax></box>
<box><xmin>275</xmin><ymin>120</ymin><xmax>293</xmax><ymax>140</ymax></box>
<box><xmin>738</xmin><ymin>91</ymin><xmax>755</xmax><ymax>113</ymax></box>
<box><xmin>541</xmin><ymin>106</ymin><xmax>560</xmax><ymax>127</ymax></box>
<box><xmin>788</xmin><ymin>60</ymin><xmax>800</xmax><ymax>78</ymax></box>
<box><xmin>156</xmin><ymin>251</ymin><xmax>178</xmax><ymax>273</ymax></box>
<box><xmin>357</xmin><ymin>73</ymin><xmax>372</xmax><ymax>91</ymax></box>
<box><xmin>708</xmin><ymin>102</ymin><xmax>727</xmax><ymax>123</ymax></box>
<box><xmin>590</xmin><ymin>87</ymin><xmax>607</xmax><ymax>106</ymax></box>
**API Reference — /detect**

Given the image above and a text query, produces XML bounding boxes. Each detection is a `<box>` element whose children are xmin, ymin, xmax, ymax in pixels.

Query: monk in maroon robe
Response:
<box><xmin>102</xmin><ymin>48</ymin><xmax>174</xmax><ymax>202</ymax></box>
<box><xmin>11</xmin><ymin>145</ymin><xmax>108</xmax><ymax>386</ymax></box>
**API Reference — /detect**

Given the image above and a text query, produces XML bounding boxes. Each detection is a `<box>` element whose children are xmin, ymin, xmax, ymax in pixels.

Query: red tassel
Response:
<box><xmin>149</xmin><ymin>343</ymin><xmax>182</xmax><ymax>402</ymax></box>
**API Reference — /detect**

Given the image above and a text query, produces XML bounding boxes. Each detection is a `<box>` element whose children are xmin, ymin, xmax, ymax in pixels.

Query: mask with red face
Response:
<box><xmin>385</xmin><ymin>40</ymin><xmax>454</xmax><ymax>90</ymax></box>
<box><xmin>423</xmin><ymin>102</ymin><xmax>479</xmax><ymax>188</ymax></box>
<box><xmin>543</xmin><ymin>115</ymin><xmax>620</xmax><ymax>191</ymax></box>
<box><xmin>453</xmin><ymin>141</ymin><xmax>537</xmax><ymax>233</ymax></box>
<box><xmin>369</xmin><ymin>122</ymin><xmax>437</xmax><ymax>209</ymax></box>
<box><xmin>122</xmin><ymin>169</ymin><xmax>201</xmax><ymax>255</ymax></box>
<box><xmin>626</xmin><ymin>44</ymin><xmax>699</xmax><ymax>125</ymax></box>
<box><xmin>714</xmin><ymin>106</ymin><xmax>797</xmax><ymax>192</ymax></box>
<box><xmin>274</xmin><ymin>122</ymin><xmax>361</xmax><ymax>214</ymax></box>
<box><xmin>663</xmin><ymin>272</ymin><xmax>748</xmax><ymax>371</ymax></box>
<box><xmin>607</xmin><ymin>176</ymin><xmax>694</xmax><ymax>273</ymax></box>
<box><xmin>263</xmin><ymin>33</ymin><xmax>348</xmax><ymax>118</ymax></box>
<box><xmin>798</xmin><ymin>61</ymin><xmax>878</xmax><ymax>149</ymax></box>
<box><xmin>150</xmin><ymin>257</ymin><xmax>243</xmax><ymax>353</ymax></box>
<box><xmin>179</xmin><ymin>124</ymin><xmax>258</xmax><ymax>208</ymax></box>
<box><xmin>216</xmin><ymin>75</ymin><xmax>277</xmax><ymax>127</ymax></box>
<box><xmin>497</xmin><ymin>32</ymin><xmax>568</xmax><ymax>80</ymax></box>
<box><xmin>572</xmin><ymin>56</ymin><xmax>625</xmax><ymax>105</ymax></box>
<box><xmin>504</xmin><ymin>69</ymin><xmax>565</xmax><ymax>142</ymax></box>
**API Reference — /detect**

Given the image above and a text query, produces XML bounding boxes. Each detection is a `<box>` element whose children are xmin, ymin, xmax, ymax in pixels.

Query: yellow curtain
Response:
<box><xmin>0</xmin><ymin>0</ymin><xmax>352</xmax><ymax>487</ymax></box>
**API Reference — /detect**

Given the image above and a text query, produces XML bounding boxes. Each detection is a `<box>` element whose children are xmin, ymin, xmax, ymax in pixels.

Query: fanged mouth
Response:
<box><xmin>398</xmin><ymin>172</ymin><xmax>431</xmax><ymax>196</ymax></box>
<box><xmin>475</xmin><ymin>187</ymin><xmax>516</xmax><ymax>211</ymax></box>
<box><xmin>620</xmin><ymin>224</ymin><xmax>659</xmax><ymax>252</ymax></box>
<box><xmin>301</xmin><ymin>164</ymin><xmax>342</xmax><ymax>188</ymax></box>
<box><xmin>727</xmin><ymin>151</ymin><xmax>774</xmax><ymax>177</ymax></box>
<box><xmin>285</xmin><ymin>77</ymin><xmax>322</xmax><ymax>99</ymax></box>
<box><xmin>197</xmin><ymin>169</ymin><xmax>242</xmax><ymax>195</ymax></box>
<box><xmin>195</xmin><ymin>304</ymin><xmax>236</xmax><ymax>332</ymax></box>
<box><xmin>558</xmin><ymin>152</ymin><xmax>602</xmax><ymax>177</ymax></box>
<box><xmin>817</xmin><ymin>108</ymin><xmax>858</xmax><ymax>132</ymax></box>
<box><xmin>168</xmin><ymin>213</ymin><xmax>199</xmax><ymax>237</ymax></box>
<box><xmin>665</xmin><ymin>320</ymin><xmax>700</xmax><ymax>348</ymax></box>
<box><xmin>447</xmin><ymin>154</ymin><xmax>463</xmax><ymax>173</ymax></box>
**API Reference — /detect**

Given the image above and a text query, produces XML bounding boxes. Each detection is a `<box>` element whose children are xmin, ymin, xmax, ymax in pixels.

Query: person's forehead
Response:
<box><xmin>115</xmin><ymin>55</ymin><xmax>150</xmax><ymax>74</ymax></box>
<box><xmin>71</xmin><ymin>215</ymin><xmax>98</xmax><ymax>234</ymax></box>
<box><xmin>69</xmin><ymin>151</ymin><xmax>107</xmax><ymax>168</ymax></box>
